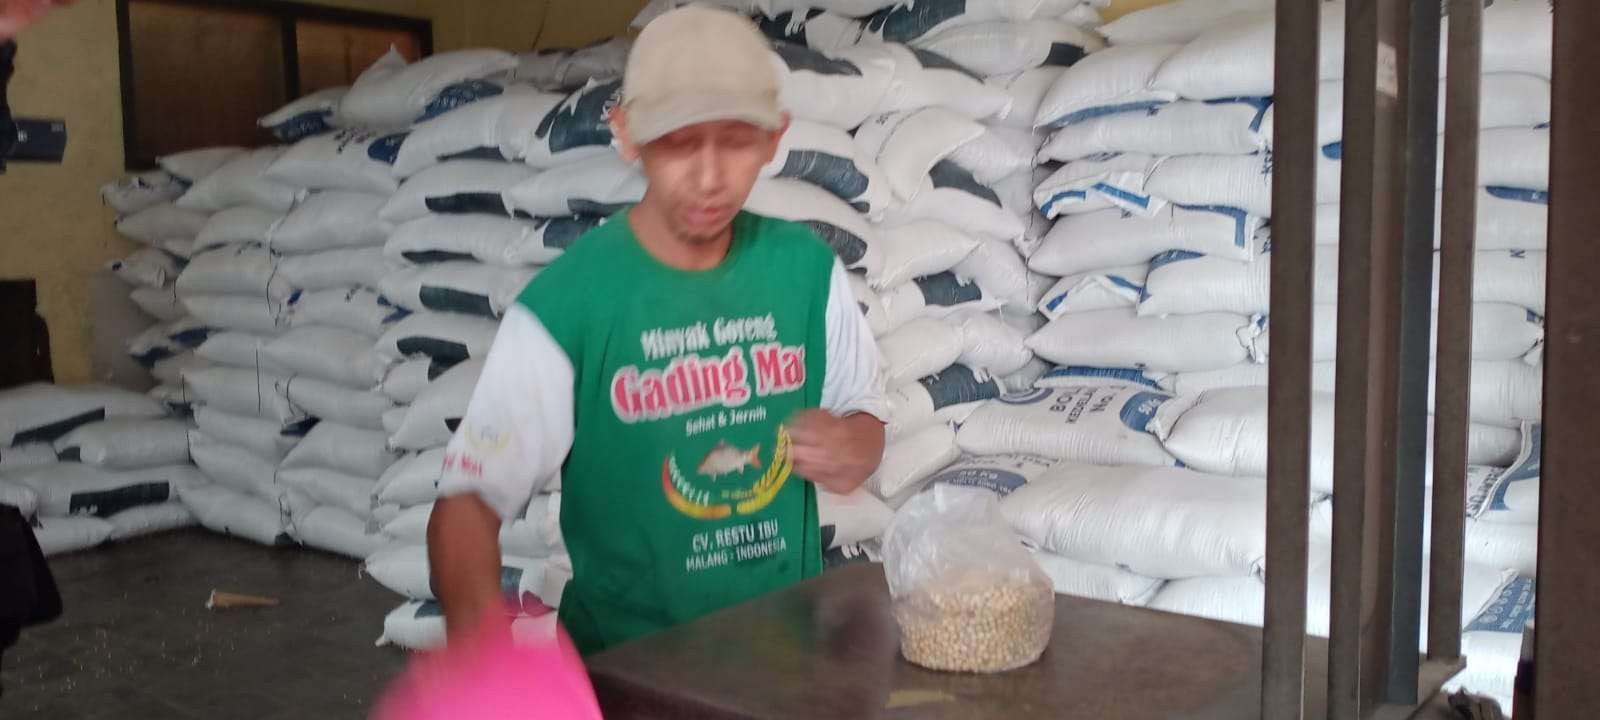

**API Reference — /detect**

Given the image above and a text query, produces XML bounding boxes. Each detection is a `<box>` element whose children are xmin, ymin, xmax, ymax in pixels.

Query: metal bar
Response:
<box><xmin>1536</xmin><ymin>0</ymin><xmax>1600</xmax><ymax>715</ymax></box>
<box><xmin>1329</xmin><ymin>0</ymin><xmax>1409</xmax><ymax>714</ymax></box>
<box><xmin>1382</xmin><ymin>0</ymin><xmax>1441</xmax><ymax>703</ymax></box>
<box><xmin>1261</xmin><ymin>0</ymin><xmax>1321</xmax><ymax>715</ymax></box>
<box><xmin>1426</xmin><ymin>0</ymin><xmax>1481</xmax><ymax>665</ymax></box>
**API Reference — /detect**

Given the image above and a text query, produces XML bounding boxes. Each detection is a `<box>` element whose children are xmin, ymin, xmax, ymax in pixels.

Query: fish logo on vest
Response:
<box><xmin>698</xmin><ymin>441</ymin><xmax>762</xmax><ymax>480</ymax></box>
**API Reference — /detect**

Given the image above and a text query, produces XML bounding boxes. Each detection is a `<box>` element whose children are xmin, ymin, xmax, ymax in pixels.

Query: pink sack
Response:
<box><xmin>374</xmin><ymin>611</ymin><xmax>603</xmax><ymax>720</ymax></box>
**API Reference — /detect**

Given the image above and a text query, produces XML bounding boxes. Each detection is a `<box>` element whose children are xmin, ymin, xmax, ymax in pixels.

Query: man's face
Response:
<box><xmin>615</xmin><ymin>113</ymin><xmax>786</xmax><ymax>245</ymax></box>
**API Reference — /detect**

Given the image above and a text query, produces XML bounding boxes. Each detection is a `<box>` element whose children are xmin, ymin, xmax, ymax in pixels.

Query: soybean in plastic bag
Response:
<box><xmin>882</xmin><ymin>485</ymin><xmax>1055</xmax><ymax>673</ymax></box>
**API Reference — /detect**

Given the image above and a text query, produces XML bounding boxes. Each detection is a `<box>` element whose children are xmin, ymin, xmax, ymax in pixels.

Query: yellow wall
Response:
<box><xmin>0</xmin><ymin>0</ymin><xmax>648</xmax><ymax>383</ymax></box>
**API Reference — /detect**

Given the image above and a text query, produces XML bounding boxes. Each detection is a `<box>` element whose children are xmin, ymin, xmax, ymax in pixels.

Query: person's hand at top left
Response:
<box><xmin>786</xmin><ymin>409</ymin><xmax>885</xmax><ymax>496</ymax></box>
<box><xmin>1</xmin><ymin>0</ymin><xmax>73</xmax><ymax>41</ymax></box>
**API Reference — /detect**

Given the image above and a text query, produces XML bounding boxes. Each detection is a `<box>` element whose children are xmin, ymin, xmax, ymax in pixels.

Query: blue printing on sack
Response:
<box><xmin>1092</xmin><ymin>182</ymin><xmax>1152</xmax><ymax>210</ymax></box>
<box><xmin>802</xmin><ymin>221</ymin><xmax>868</xmax><ymax>266</ymax></box>
<box><xmin>930</xmin><ymin>465</ymin><xmax>1029</xmax><ymax>497</ymax></box>
<box><xmin>772</xmin><ymin>41</ymin><xmax>865</xmax><ymax>78</ymax></box>
<box><xmin>1040</xmin><ymin>189</ymin><xmax>1089</xmax><ymax>217</ymax></box>
<box><xmin>365</xmin><ymin>132</ymin><xmax>408</xmax><ymax>165</ymax></box>
<box><xmin>269</xmin><ymin>110</ymin><xmax>334</xmax><ymax>143</ymax></box>
<box><xmin>535</xmin><ymin>79</ymin><xmax>622</xmax><ymax>155</ymax></box>
<box><xmin>1489</xmin><ymin>424</ymin><xmax>1541</xmax><ymax>511</ymax></box>
<box><xmin>538</xmin><ymin>216</ymin><xmax>604</xmax><ymax>250</ymax></box>
<box><xmin>1042</xmin><ymin>365</ymin><xmax>1163</xmax><ymax>390</ymax></box>
<box><xmin>1045</xmin><ymin>100</ymin><xmax>1170</xmax><ymax>130</ymax></box>
<box><xmin>780</xmin><ymin>151</ymin><xmax>870</xmax><ymax>206</ymax></box>
<box><xmin>1322</xmin><ymin>141</ymin><xmax>1343</xmax><ymax>160</ymax></box>
<box><xmin>865</xmin><ymin>0</ymin><xmax>966</xmax><ymax>43</ymax></box>
<box><xmin>1464</xmin><ymin>577</ymin><xmax>1536</xmax><ymax>634</ymax></box>
<box><xmin>1119</xmin><ymin>390</ymin><xmax>1174</xmax><ymax>433</ymax></box>
<box><xmin>1175</xmin><ymin>204</ymin><xmax>1255</xmax><ymax>249</ymax></box>
<box><xmin>756</xmin><ymin>10</ymin><xmax>827</xmax><ymax>44</ymax></box>
<box><xmin>920</xmin><ymin>365</ymin><xmax>1002</xmax><ymax>410</ymax></box>
<box><xmin>418</xmin><ymin>286</ymin><xmax>496</xmax><ymax>319</ymax></box>
<box><xmin>1044</xmin><ymin>42</ymin><xmax>1089</xmax><ymax>68</ymax></box>
<box><xmin>930</xmin><ymin>160</ymin><xmax>1001</xmax><ymax>206</ymax></box>
<box><xmin>424</xmin><ymin>192</ymin><xmax>509</xmax><ymax>216</ymax></box>
<box><xmin>438</xmin><ymin>146</ymin><xmax>507</xmax><ymax>163</ymax></box>
<box><xmin>915</xmin><ymin>272</ymin><xmax>984</xmax><ymax>307</ymax></box>
<box><xmin>907</xmin><ymin>47</ymin><xmax>983</xmax><ymax>82</ymax></box>
<box><xmin>998</xmin><ymin>387</ymin><xmax>1053</xmax><ymax>406</ymax></box>
<box><xmin>1203</xmin><ymin>96</ymin><xmax>1273</xmax><ymax>132</ymax></box>
<box><xmin>1485</xmin><ymin>186</ymin><xmax>1549</xmax><ymax>204</ymax></box>
<box><xmin>419</xmin><ymin>79</ymin><xmax>505</xmax><ymax>122</ymax></box>
<box><xmin>69</xmin><ymin>481</ymin><xmax>171</xmax><ymax>518</ymax></box>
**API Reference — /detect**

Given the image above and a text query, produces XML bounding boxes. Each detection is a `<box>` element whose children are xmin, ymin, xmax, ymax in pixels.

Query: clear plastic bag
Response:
<box><xmin>882</xmin><ymin>485</ymin><xmax>1055</xmax><ymax>673</ymax></box>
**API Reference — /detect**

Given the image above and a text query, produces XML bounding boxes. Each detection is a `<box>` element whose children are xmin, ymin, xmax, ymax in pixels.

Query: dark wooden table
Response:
<box><xmin>587</xmin><ymin>564</ymin><xmax>1346</xmax><ymax>720</ymax></box>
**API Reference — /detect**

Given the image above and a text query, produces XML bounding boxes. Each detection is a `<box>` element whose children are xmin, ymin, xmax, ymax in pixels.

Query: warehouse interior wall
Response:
<box><xmin>1104</xmin><ymin>0</ymin><xmax>1173</xmax><ymax>20</ymax></box>
<box><xmin>0</xmin><ymin>0</ymin><xmax>651</xmax><ymax>384</ymax></box>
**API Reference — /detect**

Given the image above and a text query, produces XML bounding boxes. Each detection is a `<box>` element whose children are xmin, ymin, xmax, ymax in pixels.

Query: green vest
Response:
<box><xmin>518</xmin><ymin>210</ymin><xmax>834</xmax><ymax>654</ymax></box>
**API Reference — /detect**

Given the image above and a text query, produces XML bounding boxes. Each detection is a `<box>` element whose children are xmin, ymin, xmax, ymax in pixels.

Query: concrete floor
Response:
<box><xmin>0</xmin><ymin>530</ymin><xmax>409</xmax><ymax>719</ymax></box>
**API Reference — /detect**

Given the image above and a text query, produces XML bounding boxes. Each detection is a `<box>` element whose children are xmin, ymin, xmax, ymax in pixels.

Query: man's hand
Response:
<box><xmin>427</xmin><ymin>493</ymin><xmax>510</xmax><ymax>647</ymax></box>
<box><xmin>0</xmin><ymin>0</ymin><xmax>72</xmax><ymax>41</ymax></box>
<box><xmin>787</xmin><ymin>409</ymin><xmax>885</xmax><ymax>495</ymax></box>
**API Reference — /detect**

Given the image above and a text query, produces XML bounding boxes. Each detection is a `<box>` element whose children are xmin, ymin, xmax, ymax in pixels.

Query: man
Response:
<box><xmin>427</xmin><ymin>5</ymin><xmax>888</xmax><ymax>656</ymax></box>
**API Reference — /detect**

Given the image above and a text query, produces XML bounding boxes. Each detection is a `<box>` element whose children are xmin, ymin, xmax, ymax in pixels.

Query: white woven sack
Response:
<box><xmin>877</xmin><ymin>317</ymin><xmax>964</xmax><ymax>390</ymax></box>
<box><xmin>1030</xmin><ymin>205</ymin><xmax>1259</xmax><ymax>278</ymax></box>
<box><xmin>391</xmin><ymin>89</ymin><xmax>532</xmax><ymax>177</ymax></box>
<box><xmin>334</xmin><ymin>48</ymin><xmax>517</xmax><ymax>129</ymax></box>
<box><xmin>263</xmin><ymin>326</ymin><xmax>394</xmax><ymax>388</ymax></box>
<box><xmin>1032</xmin><ymin>551</ymin><xmax>1165</xmax><ymax>606</ymax></box>
<box><xmin>743</xmin><ymin>178</ymin><xmax>883</xmax><ymax>275</ymax></box>
<box><xmin>193</xmin><ymin>406</ymin><xmax>304</xmax><ymax>463</ymax></box>
<box><xmin>194</xmin><ymin>207</ymin><xmax>283</xmax><ymax>253</ymax></box>
<box><xmin>33</xmin><ymin>516</ymin><xmax>115</xmax><ymax>556</ymax></box>
<box><xmin>106</xmin><ymin>247</ymin><xmax>182</xmax><ymax>289</ymax></box>
<box><xmin>283</xmin><ymin>376</ymin><xmax>396</xmax><ymax>431</ymax></box>
<box><xmin>883</xmin><ymin>365</ymin><xmax>1002</xmax><ymax>439</ymax></box>
<box><xmin>180</xmin><ymin>482</ymin><xmax>290</xmax><ymax>546</ymax></box>
<box><xmin>157</xmin><ymin>146</ymin><xmax>245</xmax><ymax>183</ymax></box>
<box><xmin>860</xmin><ymin>0</ymin><xmax>1085</xmax><ymax>44</ymax></box>
<box><xmin>955</xmin><ymin>384</ymin><xmax>1183</xmax><ymax>467</ymax></box>
<box><xmin>181</xmin><ymin>294</ymin><xmax>287</xmax><ymax>336</ymax></box>
<box><xmin>988</xmin><ymin>66</ymin><xmax>1066</xmax><ymax>130</ymax></box>
<box><xmin>1314</xmin><ymin>188</ymin><xmax>1549</xmax><ymax>251</ymax></box>
<box><xmin>176</xmin><ymin>147</ymin><xmax>304</xmax><ymax>213</ymax></box>
<box><xmin>106</xmin><ymin>501</ymin><xmax>197</xmax><ymax>541</ymax></box>
<box><xmin>772</xmin><ymin>42</ymin><xmax>896</xmax><ymax>130</ymax></box>
<box><xmin>868</xmin><ymin>44</ymin><xmax>1012</xmax><ymax>122</ymax></box>
<box><xmin>855</xmin><ymin>108</ymin><xmax>984</xmax><ymax>202</ymax></box>
<box><xmin>1033</xmin><ymin>153</ymin><xmax>1164</xmax><ymax>219</ymax></box>
<box><xmin>1030</xmin><ymin>308</ymin><xmax>1261</xmax><ymax>374</ymax></box>
<box><xmin>518</xmin><ymin>79</ymin><xmax>622</xmax><ymax>169</ymax></box>
<box><xmin>183</xmin><ymin>367</ymin><xmax>302</xmax><ymax>425</ymax></box>
<box><xmin>947</xmin><ymin>126</ymin><xmax>1042</xmax><ymax>185</ymax></box>
<box><xmin>279</xmin><ymin>467</ymin><xmax>380</xmax><ymax>519</ymax></box>
<box><xmin>130</xmin><ymin>286</ymin><xmax>185</xmax><ymax>322</ymax></box>
<box><xmin>818</xmin><ymin>487</ymin><xmax>894</xmax><ymax>549</ymax></box>
<box><xmin>1149</xmin><ymin>3</ymin><xmax>1345</xmax><ymax>100</ymax></box>
<box><xmin>385</xmin><ymin>214</ymin><xmax>599</xmax><ymax>268</ymax></box>
<box><xmin>102</xmin><ymin>170</ymin><xmax>186</xmax><ymax>214</ymax></box>
<box><xmin>188</xmin><ymin>431</ymin><xmax>281</xmax><ymax>502</ymax></box>
<box><xmin>286</xmin><ymin>287</ymin><xmax>407</xmax><ymax>338</ymax></box>
<box><xmin>282</xmin><ymin>422</ymin><xmax>399</xmax><ymax>479</ymax></box>
<box><xmin>1041</xmin><ymin>99</ymin><xmax>1270</xmax><ymax>162</ymax></box>
<box><xmin>375</xmin><ymin>312</ymin><xmax>500</xmax><ymax>364</ymax></box>
<box><xmin>494</xmin><ymin>87</ymin><xmax>569</xmax><ymax>161</ymax></box>
<box><xmin>275</xmin><ymin>246</ymin><xmax>389</xmax><ymax>293</ymax></box>
<box><xmin>53</xmin><ymin>419</ymin><xmax>192</xmax><ymax>470</ymax></box>
<box><xmin>376</xmin><ymin>448</ymin><xmax>446</xmax><ymax>506</ymax></box>
<box><xmin>1035</xmin><ymin>43</ymin><xmax>1181</xmax><ymax>129</ymax></box>
<box><xmin>1037</xmin><ymin>264</ymin><xmax>1147</xmax><ymax>319</ymax></box>
<box><xmin>268</xmin><ymin>191</ymin><xmax>393</xmax><ymax>253</ymax></box>
<box><xmin>883</xmin><ymin>161</ymin><xmax>1026</xmax><ymax>242</ymax></box>
<box><xmin>912</xmin><ymin>20</ymin><xmax>1104</xmax><ymax>78</ymax></box>
<box><xmin>175</xmin><ymin>245</ymin><xmax>294</xmax><ymax>302</ymax></box>
<box><xmin>763</xmin><ymin>119</ymin><xmax>894</xmax><ymax>216</ymax></box>
<box><xmin>265</xmin><ymin>128</ymin><xmax>404</xmax><ymax>194</ymax></box>
<box><xmin>867</xmin><ymin>423</ymin><xmax>959</xmax><ymax>506</ymax></box>
<box><xmin>293</xmin><ymin>505</ymin><xmax>388</xmax><ymax>560</ymax></box>
<box><xmin>0</xmin><ymin>383</ymin><xmax>167</xmax><ymax>447</ymax></box>
<box><xmin>381</xmin><ymin>160</ymin><xmax>536</xmax><ymax>224</ymax></box>
<box><xmin>258</xmin><ymin>86</ymin><xmax>346</xmax><ymax>141</ymax></box>
<box><xmin>868</xmin><ymin>221</ymin><xmax>979</xmax><ymax>290</ymax></box>
<box><xmin>1002</xmin><ymin>462</ymin><xmax>1267</xmax><ymax>579</ymax></box>
<box><xmin>502</xmin><ymin>153</ymin><xmax>645</xmax><ymax>218</ymax></box>
<box><xmin>379</xmin><ymin>263</ymin><xmax>536</xmax><ymax>320</ymax></box>
<box><xmin>114</xmin><ymin>202</ymin><xmax>210</xmax><ymax>244</ymax></box>
<box><xmin>388</xmin><ymin>359</ymin><xmax>484</xmax><ymax>450</ymax></box>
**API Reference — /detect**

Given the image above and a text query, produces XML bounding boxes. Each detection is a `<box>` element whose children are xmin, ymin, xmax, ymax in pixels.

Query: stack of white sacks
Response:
<box><xmin>904</xmin><ymin>0</ymin><xmax>1546</xmax><ymax>709</ymax></box>
<box><xmin>0</xmin><ymin>383</ymin><xmax>204</xmax><ymax>555</ymax></box>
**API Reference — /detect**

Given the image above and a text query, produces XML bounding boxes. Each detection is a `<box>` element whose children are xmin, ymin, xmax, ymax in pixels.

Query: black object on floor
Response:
<box><xmin>0</xmin><ymin>530</ymin><xmax>408</xmax><ymax>719</ymax></box>
<box><xmin>0</xmin><ymin>505</ymin><xmax>63</xmax><ymax>698</ymax></box>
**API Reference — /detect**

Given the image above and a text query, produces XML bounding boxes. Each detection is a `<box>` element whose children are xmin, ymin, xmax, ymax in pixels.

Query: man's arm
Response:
<box><xmin>789</xmin><ymin>260</ymin><xmax>888</xmax><ymax>495</ymax></box>
<box><xmin>427</xmin><ymin>304</ymin><xmax>574</xmax><ymax>643</ymax></box>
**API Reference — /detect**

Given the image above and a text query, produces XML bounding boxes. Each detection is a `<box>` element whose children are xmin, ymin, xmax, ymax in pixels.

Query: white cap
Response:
<box><xmin>621</xmin><ymin>5</ymin><xmax>784</xmax><ymax>146</ymax></box>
